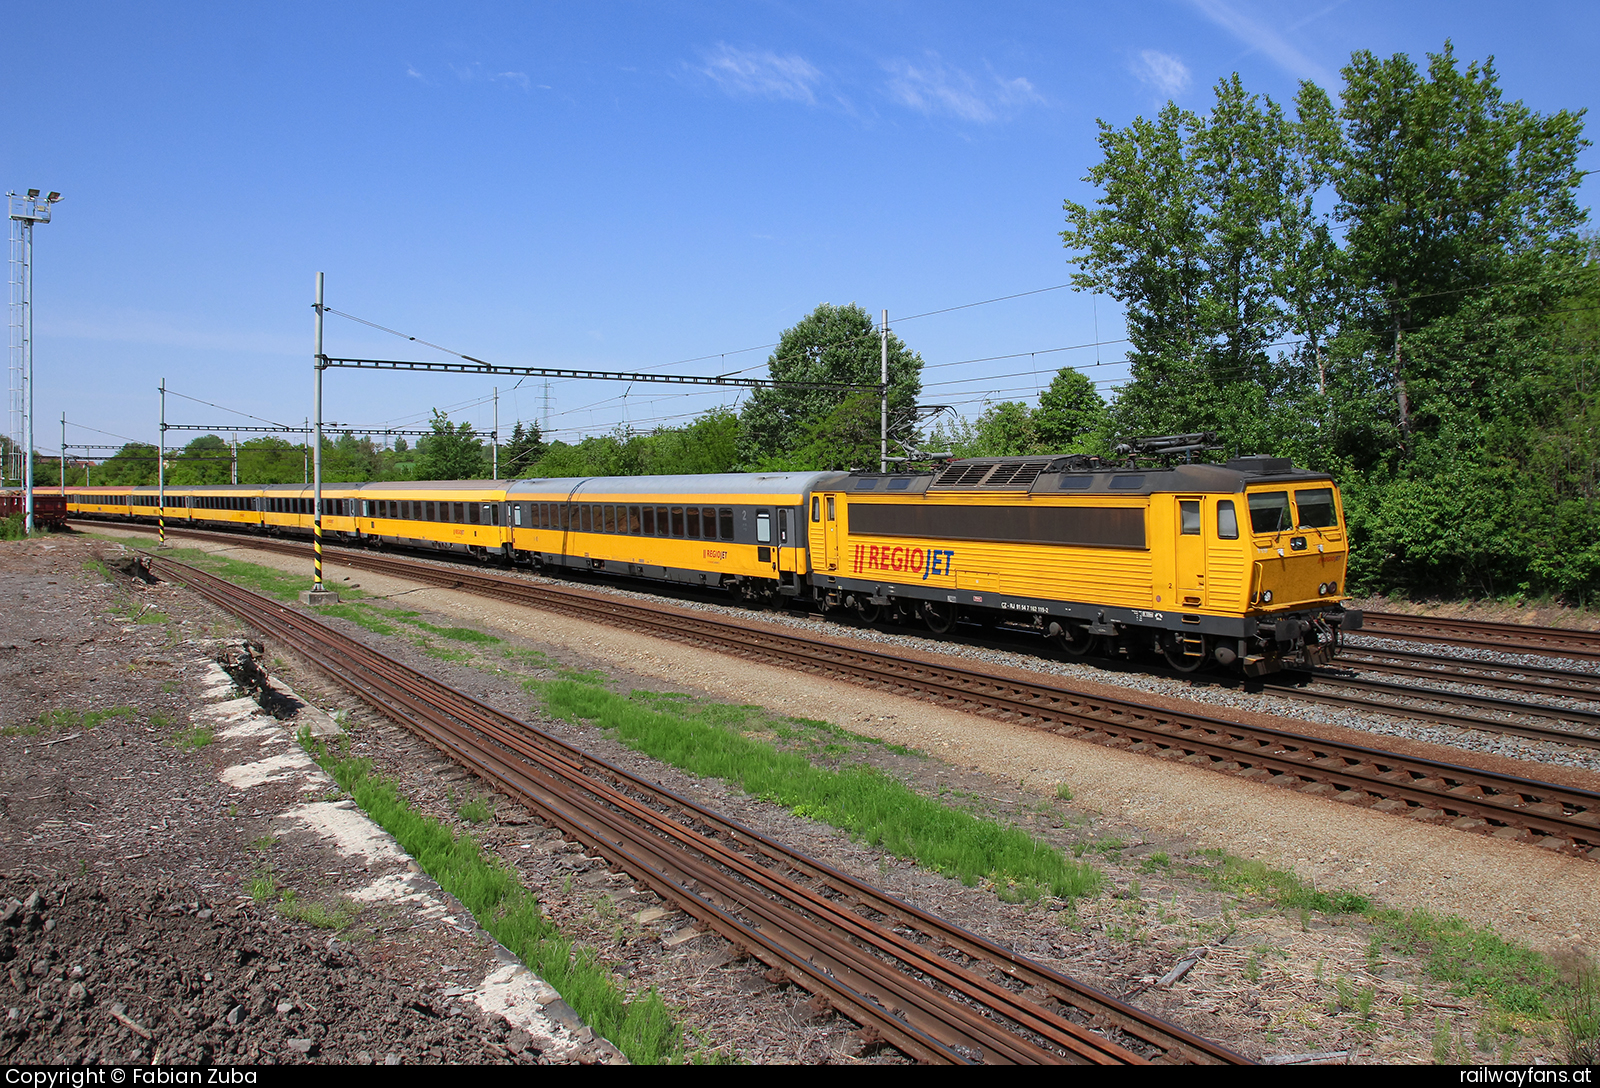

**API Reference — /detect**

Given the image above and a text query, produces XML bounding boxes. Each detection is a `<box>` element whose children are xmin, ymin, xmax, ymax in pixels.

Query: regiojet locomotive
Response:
<box><xmin>65</xmin><ymin>451</ymin><xmax>1361</xmax><ymax>676</ymax></box>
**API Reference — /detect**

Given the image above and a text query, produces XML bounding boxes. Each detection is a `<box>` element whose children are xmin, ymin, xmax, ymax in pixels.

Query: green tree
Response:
<box><xmin>739</xmin><ymin>303</ymin><xmax>923</xmax><ymax>467</ymax></box>
<box><xmin>1033</xmin><ymin>368</ymin><xmax>1109</xmax><ymax>450</ymax></box>
<box><xmin>1062</xmin><ymin>76</ymin><xmax>1337</xmax><ymax>443</ymax></box>
<box><xmin>500</xmin><ymin>421</ymin><xmax>547</xmax><ymax>478</ymax></box>
<box><xmin>167</xmin><ymin>435</ymin><xmax>232</xmax><ymax>485</ymax></box>
<box><xmin>414</xmin><ymin>411</ymin><xmax>488</xmax><ymax>480</ymax></box>
<box><xmin>1333</xmin><ymin>42</ymin><xmax>1589</xmax><ymax>462</ymax></box>
<box><xmin>95</xmin><ymin>443</ymin><xmax>159</xmax><ymax>485</ymax></box>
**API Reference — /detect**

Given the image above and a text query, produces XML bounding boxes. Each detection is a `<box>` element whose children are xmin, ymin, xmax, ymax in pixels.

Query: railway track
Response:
<box><xmin>146</xmin><ymin>554</ymin><xmax>1243</xmax><ymax>1066</ymax></box>
<box><xmin>107</xmin><ymin>523</ymin><xmax>1600</xmax><ymax>859</ymax></box>
<box><xmin>82</xmin><ymin>522</ymin><xmax>1600</xmax><ymax>751</ymax></box>
<box><xmin>1362</xmin><ymin>612</ymin><xmax>1600</xmax><ymax>665</ymax></box>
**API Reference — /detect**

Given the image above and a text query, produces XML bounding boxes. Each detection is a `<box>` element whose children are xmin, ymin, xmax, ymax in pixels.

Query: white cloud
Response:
<box><xmin>1188</xmin><ymin>0</ymin><xmax>1336</xmax><ymax>84</ymax></box>
<box><xmin>883</xmin><ymin>54</ymin><xmax>1042</xmax><ymax>124</ymax></box>
<box><xmin>696</xmin><ymin>43</ymin><xmax>823</xmax><ymax>104</ymax></box>
<box><xmin>1130</xmin><ymin>50</ymin><xmax>1191</xmax><ymax>95</ymax></box>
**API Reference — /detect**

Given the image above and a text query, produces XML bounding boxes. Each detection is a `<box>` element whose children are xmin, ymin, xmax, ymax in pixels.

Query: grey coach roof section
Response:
<box><xmin>506</xmin><ymin>471</ymin><xmax>850</xmax><ymax>499</ymax></box>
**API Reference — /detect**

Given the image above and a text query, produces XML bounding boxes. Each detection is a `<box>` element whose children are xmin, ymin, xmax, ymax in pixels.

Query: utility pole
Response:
<box><xmin>880</xmin><ymin>309</ymin><xmax>889</xmax><ymax>474</ymax></box>
<box><xmin>230</xmin><ymin>432</ymin><xmax>237</xmax><ymax>485</ymax></box>
<box><xmin>492</xmin><ymin>385</ymin><xmax>499</xmax><ymax>479</ymax></box>
<box><xmin>302</xmin><ymin>418</ymin><xmax>308</xmax><ymax>484</ymax></box>
<box><xmin>301</xmin><ymin>273</ymin><xmax>337</xmax><ymax>604</ymax></box>
<box><xmin>59</xmin><ymin>413</ymin><xmax>64</xmax><ymax>496</ymax></box>
<box><xmin>158</xmin><ymin>379</ymin><xmax>166</xmax><ymax>546</ymax></box>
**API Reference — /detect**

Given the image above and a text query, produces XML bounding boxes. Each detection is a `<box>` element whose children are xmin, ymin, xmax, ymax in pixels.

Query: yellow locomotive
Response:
<box><xmin>65</xmin><ymin>451</ymin><xmax>1358</xmax><ymax>675</ymax></box>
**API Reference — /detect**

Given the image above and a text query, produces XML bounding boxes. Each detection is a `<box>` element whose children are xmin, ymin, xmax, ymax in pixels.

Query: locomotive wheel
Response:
<box><xmin>1163</xmin><ymin>636</ymin><xmax>1208</xmax><ymax>673</ymax></box>
<box><xmin>854</xmin><ymin>598</ymin><xmax>882</xmax><ymax>625</ymax></box>
<box><xmin>1056</xmin><ymin>622</ymin><xmax>1095</xmax><ymax>657</ymax></box>
<box><xmin>923</xmin><ymin>600</ymin><xmax>958</xmax><ymax>634</ymax></box>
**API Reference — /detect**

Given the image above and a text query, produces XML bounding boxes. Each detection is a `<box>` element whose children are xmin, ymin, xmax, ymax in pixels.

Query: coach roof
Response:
<box><xmin>506</xmin><ymin>471</ymin><xmax>850</xmax><ymax>499</ymax></box>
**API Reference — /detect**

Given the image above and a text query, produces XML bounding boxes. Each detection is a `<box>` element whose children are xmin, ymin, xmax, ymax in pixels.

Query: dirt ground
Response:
<box><xmin>8</xmin><ymin>530</ymin><xmax>1599</xmax><ymax>1065</ymax></box>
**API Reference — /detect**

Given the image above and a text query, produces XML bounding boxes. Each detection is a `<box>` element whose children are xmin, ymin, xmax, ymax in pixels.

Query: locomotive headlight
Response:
<box><xmin>1261</xmin><ymin>590</ymin><xmax>1273</xmax><ymax>604</ymax></box>
<box><xmin>1318</xmin><ymin>582</ymin><xmax>1328</xmax><ymax>595</ymax></box>
<box><xmin>1328</xmin><ymin>581</ymin><xmax>1337</xmax><ymax>595</ymax></box>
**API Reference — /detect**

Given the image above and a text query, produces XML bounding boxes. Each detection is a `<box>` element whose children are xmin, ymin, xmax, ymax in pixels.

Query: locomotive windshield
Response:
<box><xmin>1247</xmin><ymin>491</ymin><xmax>1291</xmax><ymax>534</ymax></box>
<box><xmin>1293</xmin><ymin>488</ymin><xmax>1339</xmax><ymax>529</ymax></box>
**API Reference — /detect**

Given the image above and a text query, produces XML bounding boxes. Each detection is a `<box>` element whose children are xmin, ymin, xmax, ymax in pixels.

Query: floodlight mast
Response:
<box><xmin>8</xmin><ymin>190</ymin><xmax>61</xmax><ymax>531</ymax></box>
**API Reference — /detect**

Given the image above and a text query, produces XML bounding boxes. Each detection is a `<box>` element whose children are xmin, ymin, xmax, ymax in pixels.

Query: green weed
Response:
<box><xmin>531</xmin><ymin>679</ymin><xmax>1101</xmax><ymax>900</ymax></box>
<box><xmin>173</xmin><ymin>726</ymin><xmax>213</xmax><ymax>750</ymax></box>
<box><xmin>459</xmin><ymin>796</ymin><xmax>492</xmax><ymax>824</ymax></box>
<box><xmin>299</xmin><ymin>731</ymin><xmax>681</xmax><ymax>1064</ymax></box>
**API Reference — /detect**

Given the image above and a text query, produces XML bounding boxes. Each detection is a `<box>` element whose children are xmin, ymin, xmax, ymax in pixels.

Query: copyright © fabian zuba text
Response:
<box><xmin>7</xmin><ymin>1072</ymin><xmax>260</xmax><ymax>1087</ymax></box>
<box><xmin>1462</xmin><ymin>1070</ymin><xmax>1594</xmax><ymax>1085</ymax></box>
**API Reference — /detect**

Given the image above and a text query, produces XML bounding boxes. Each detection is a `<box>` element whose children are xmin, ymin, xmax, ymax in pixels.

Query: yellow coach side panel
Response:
<box><xmin>361</xmin><ymin>486</ymin><xmax>510</xmax><ymax>549</ymax></box>
<box><xmin>509</xmin><ymin>489</ymin><xmax>802</xmax><ymax>580</ymax></box>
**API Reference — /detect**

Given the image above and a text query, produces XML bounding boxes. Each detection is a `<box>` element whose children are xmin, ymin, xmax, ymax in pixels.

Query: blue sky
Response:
<box><xmin>6</xmin><ymin>1</ymin><xmax>1597</xmax><ymax>460</ymax></box>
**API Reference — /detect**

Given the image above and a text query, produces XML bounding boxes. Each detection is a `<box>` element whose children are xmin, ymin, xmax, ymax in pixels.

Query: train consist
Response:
<box><xmin>63</xmin><ymin>452</ymin><xmax>1360</xmax><ymax>675</ymax></box>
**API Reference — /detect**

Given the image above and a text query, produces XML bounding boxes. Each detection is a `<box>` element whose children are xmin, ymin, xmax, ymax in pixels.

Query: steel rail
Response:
<box><xmin>89</xmin><ymin>523</ymin><xmax>1600</xmax><ymax>856</ymax></box>
<box><xmin>1274</xmin><ymin>671</ymin><xmax>1600</xmax><ymax>751</ymax></box>
<box><xmin>1361</xmin><ymin>612</ymin><xmax>1600</xmax><ymax>665</ymax></box>
<box><xmin>1333</xmin><ymin>646</ymin><xmax>1600</xmax><ymax>699</ymax></box>
<box><xmin>148</xmin><ymin>556</ymin><xmax>1243</xmax><ymax>1065</ymax></box>
<box><xmin>224</xmin><ymin>544</ymin><xmax>1600</xmax><ymax>856</ymax></box>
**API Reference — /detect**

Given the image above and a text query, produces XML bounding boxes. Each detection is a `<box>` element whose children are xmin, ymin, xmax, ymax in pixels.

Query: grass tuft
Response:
<box><xmin>532</xmin><ymin>680</ymin><xmax>1100</xmax><ymax>900</ymax></box>
<box><xmin>300</xmin><ymin>731</ymin><xmax>681</xmax><ymax>1064</ymax></box>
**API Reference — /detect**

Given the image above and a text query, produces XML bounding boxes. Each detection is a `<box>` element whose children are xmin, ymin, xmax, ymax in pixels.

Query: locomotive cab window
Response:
<box><xmin>1247</xmin><ymin>492</ymin><xmax>1292</xmax><ymax>534</ymax></box>
<box><xmin>1294</xmin><ymin>488</ymin><xmax>1338</xmax><ymax>529</ymax></box>
<box><xmin>811</xmin><ymin>496</ymin><xmax>820</xmax><ymax>522</ymax></box>
<box><xmin>1217</xmin><ymin>500</ymin><xmax>1239</xmax><ymax>540</ymax></box>
<box><xmin>1179</xmin><ymin>500</ymin><xmax>1201</xmax><ymax>535</ymax></box>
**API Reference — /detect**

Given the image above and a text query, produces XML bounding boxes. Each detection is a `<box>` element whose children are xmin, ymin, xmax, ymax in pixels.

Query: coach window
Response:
<box><xmin>627</xmin><ymin>506</ymin><xmax>640</xmax><ymax>534</ymax></box>
<box><xmin>756</xmin><ymin>510</ymin><xmax>772</xmax><ymax>544</ymax></box>
<box><xmin>469</xmin><ymin>503</ymin><xmax>481</xmax><ymax>525</ymax></box>
<box><xmin>811</xmin><ymin>496</ymin><xmax>821</xmax><ymax>522</ymax></box>
<box><xmin>667</xmin><ymin>507</ymin><xmax>682</xmax><ymax>536</ymax></box>
<box><xmin>719</xmin><ymin>508</ymin><xmax>734</xmax><ymax>540</ymax></box>
<box><xmin>576</xmin><ymin>505</ymin><xmax>588</xmax><ymax>533</ymax></box>
<box><xmin>455</xmin><ymin>502</ymin><xmax>466</xmax><ymax>522</ymax></box>
<box><xmin>778</xmin><ymin>509</ymin><xmax>789</xmax><ymax>544</ymax></box>
<box><xmin>1217</xmin><ymin>500</ymin><xmax>1239</xmax><ymax>540</ymax></box>
<box><xmin>605</xmin><ymin>505</ymin><xmax>617</xmax><ymax>533</ymax></box>
<box><xmin>641</xmin><ymin>506</ymin><xmax>655</xmax><ymax>535</ymax></box>
<box><xmin>1179</xmin><ymin>501</ymin><xmax>1201</xmax><ymax>535</ymax></box>
<box><xmin>685</xmin><ymin>507</ymin><xmax>700</xmax><ymax>538</ymax></box>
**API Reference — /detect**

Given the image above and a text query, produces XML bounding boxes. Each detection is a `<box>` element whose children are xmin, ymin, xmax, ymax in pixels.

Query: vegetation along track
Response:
<box><xmin>146</xmin><ymin>554</ymin><xmax>1243</xmax><ymax>1066</ymax></box>
<box><xmin>114</xmin><ymin>523</ymin><xmax>1600</xmax><ymax>860</ymax></box>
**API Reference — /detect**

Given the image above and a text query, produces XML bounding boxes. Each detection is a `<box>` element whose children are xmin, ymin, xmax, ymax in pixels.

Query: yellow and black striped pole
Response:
<box><xmin>157</xmin><ymin>378</ymin><xmax>166</xmax><ymax>548</ymax></box>
<box><xmin>313</xmin><ymin>514</ymin><xmax>323</xmax><ymax>588</ymax></box>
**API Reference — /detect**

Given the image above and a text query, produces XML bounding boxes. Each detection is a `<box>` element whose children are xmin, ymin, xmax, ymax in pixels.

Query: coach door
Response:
<box><xmin>1175</xmin><ymin>497</ymin><xmax>1205</xmax><ymax>606</ymax></box>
